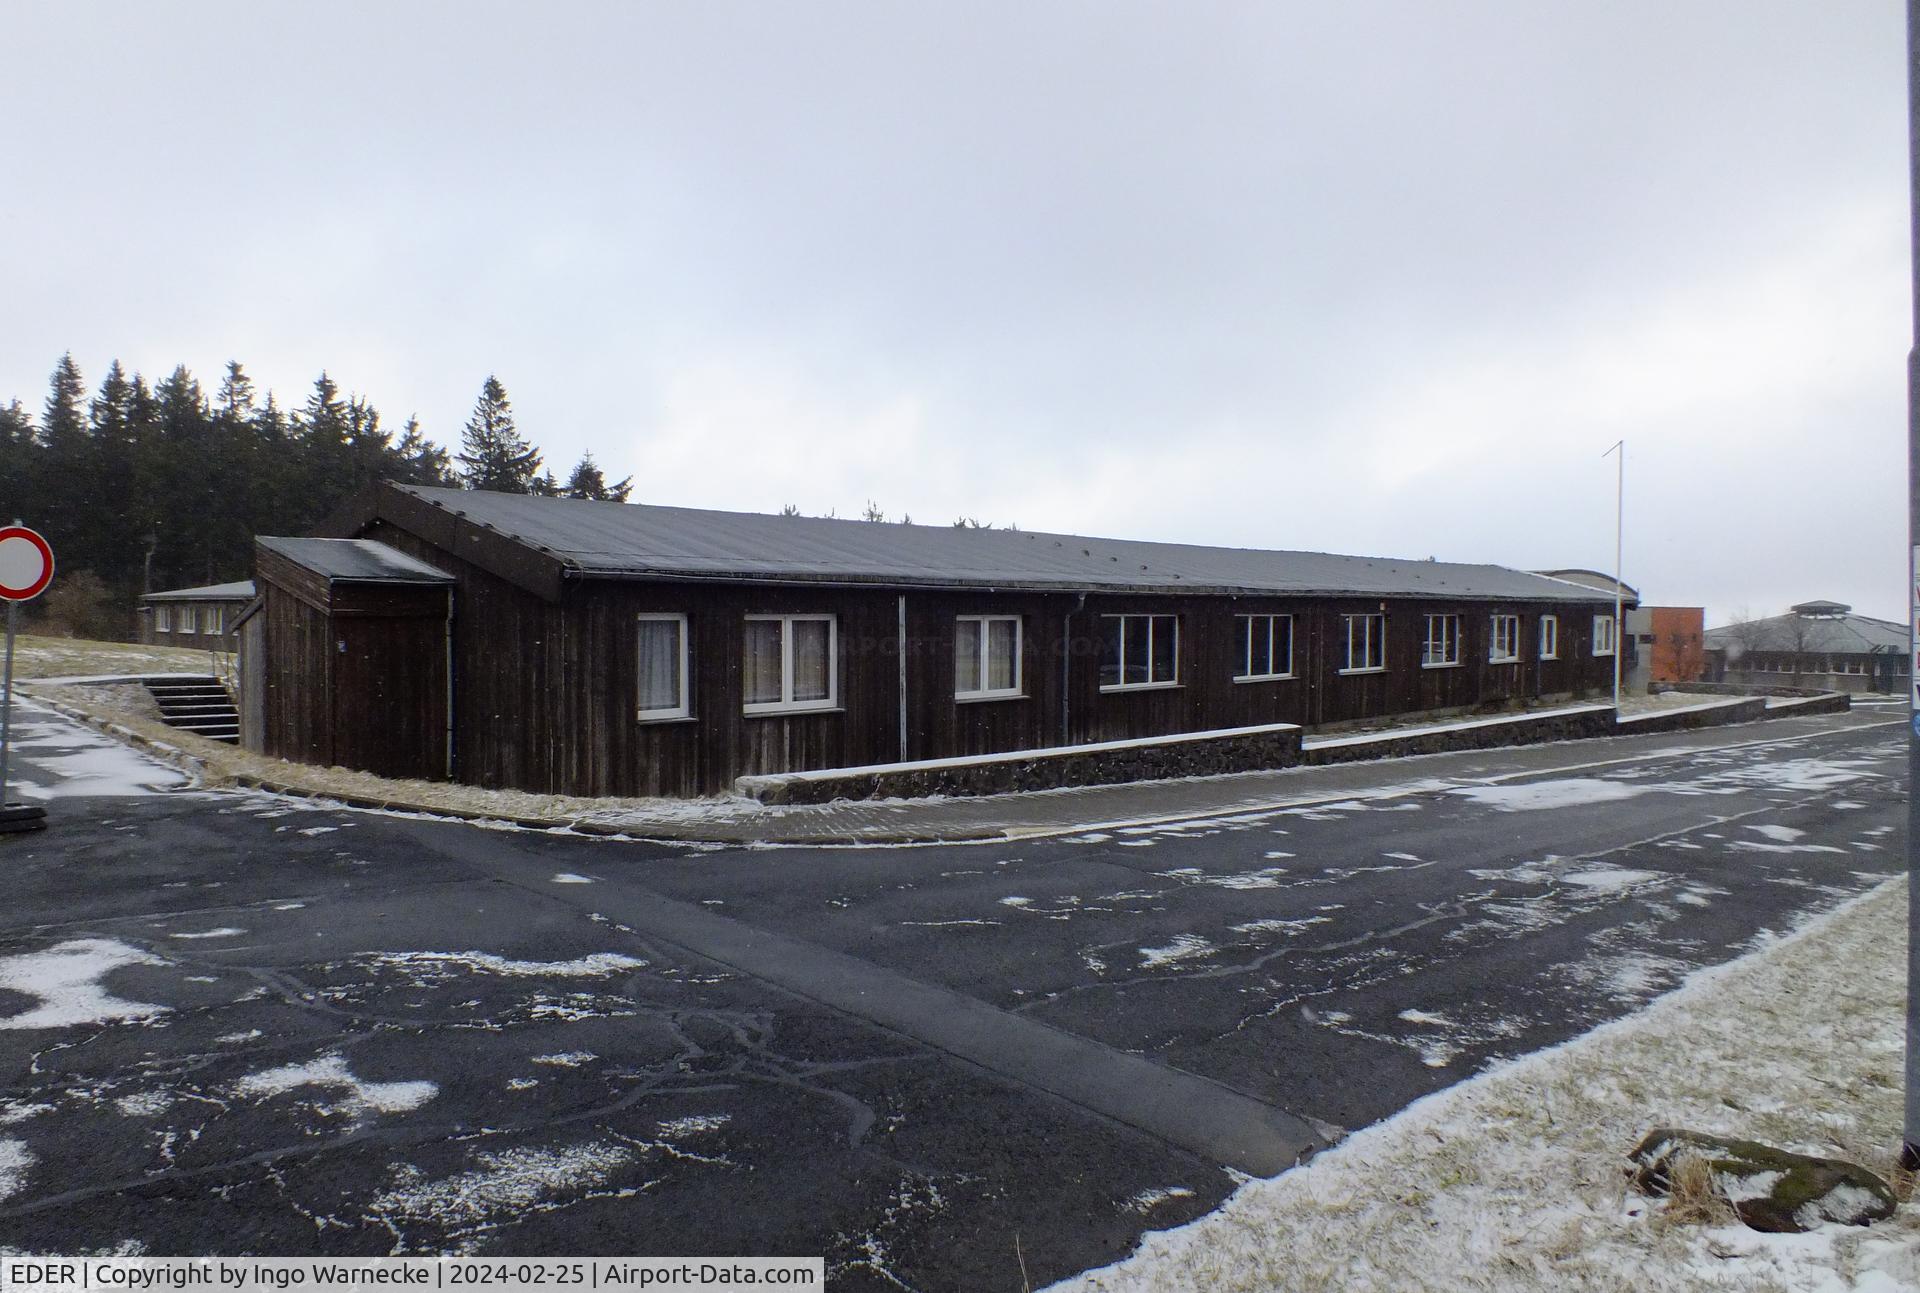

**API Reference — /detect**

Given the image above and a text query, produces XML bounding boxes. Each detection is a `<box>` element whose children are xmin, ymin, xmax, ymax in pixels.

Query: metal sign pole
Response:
<box><xmin>1899</xmin><ymin>0</ymin><xmax>1920</xmax><ymax>1171</ymax></box>
<box><xmin>0</xmin><ymin>598</ymin><xmax>14</xmax><ymax>807</ymax></box>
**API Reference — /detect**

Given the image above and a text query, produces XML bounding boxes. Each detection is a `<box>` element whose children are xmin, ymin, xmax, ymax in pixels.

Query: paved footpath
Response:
<box><xmin>557</xmin><ymin>705</ymin><xmax>1903</xmax><ymax>843</ymax></box>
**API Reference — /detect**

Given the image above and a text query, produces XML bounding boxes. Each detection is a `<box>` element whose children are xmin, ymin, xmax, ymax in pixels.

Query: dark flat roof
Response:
<box><xmin>389</xmin><ymin>484</ymin><xmax>1609</xmax><ymax>603</ymax></box>
<box><xmin>258</xmin><ymin>537</ymin><xmax>454</xmax><ymax>584</ymax></box>
<box><xmin>142</xmin><ymin>580</ymin><xmax>255</xmax><ymax>602</ymax></box>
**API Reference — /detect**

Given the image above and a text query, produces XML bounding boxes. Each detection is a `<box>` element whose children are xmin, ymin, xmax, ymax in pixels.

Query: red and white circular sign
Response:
<box><xmin>0</xmin><ymin>527</ymin><xmax>54</xmax><ymax>602</ymax></box>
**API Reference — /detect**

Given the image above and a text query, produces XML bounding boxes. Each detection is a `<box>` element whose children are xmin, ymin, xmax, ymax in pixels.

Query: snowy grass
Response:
<box><xmin>7</xmin><ymin>634</ymin><xmax>216</xmax><ymax>680</ymax></box>
<box><xmin>1058</xmin><ymin>879</ymin><xmax>1918</xmax><ymax>1293</ymax></box>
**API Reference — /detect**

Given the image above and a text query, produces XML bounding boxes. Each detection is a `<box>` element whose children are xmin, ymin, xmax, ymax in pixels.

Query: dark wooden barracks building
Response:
<box><xmin>238</xmin><ymin>482</ymin><xmax>1621</xmax><ymax>796</ymax></box>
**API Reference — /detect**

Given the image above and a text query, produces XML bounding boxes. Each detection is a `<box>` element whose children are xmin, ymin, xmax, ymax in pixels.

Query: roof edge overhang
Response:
<box><xmin>349</xmin><ymin>481</ymin><xmax>569</xmax><ymax>601</ymax></box>
<box><xmin>564</xmin><ymin>566</ymin><xmax>1614</xmax><ymax>603</ymax></box>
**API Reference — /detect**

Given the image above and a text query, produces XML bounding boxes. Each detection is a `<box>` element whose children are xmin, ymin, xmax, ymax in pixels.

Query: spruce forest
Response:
<box><xmin>0</xmin><ymin>355</ymin><xmax>630</xmax><ymax>640</ymax></box>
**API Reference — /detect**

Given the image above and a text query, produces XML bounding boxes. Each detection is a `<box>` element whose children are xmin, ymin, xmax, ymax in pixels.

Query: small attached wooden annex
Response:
<box><xmin>235</xmin><ymin>536</ymin><xmax>454</xmax><ymax>779</ymax></box>
<box><xmin>241</xmin><ymin>482</ymin><xmax>1621</xmax><ymax>796</ymax></box>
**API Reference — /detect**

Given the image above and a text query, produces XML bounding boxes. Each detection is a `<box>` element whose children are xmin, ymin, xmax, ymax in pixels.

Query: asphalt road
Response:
<box><xmin>0</xmin><ymin>702</ymin><xmax>1905</xmax><ymax>1289</ymax></box>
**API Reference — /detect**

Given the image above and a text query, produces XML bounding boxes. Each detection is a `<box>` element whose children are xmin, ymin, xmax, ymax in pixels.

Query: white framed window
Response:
<box><xmin>956</xmin><ymin>615</ymin><xmax>1023</xmax><ymax>699</ymax></box>
<box><xmin>636</xmin><ymin>613</ymin><xmax>690</xmax><ymax>720</ymax></box>
<box><xmin>201</xmin><ymin>606</ymin><xmax>221</xmax><ymax>635</ymax></box>
<box><xmin>1539</xmin><ymin>615</ymin><xmax>1559</xmax><ymax>660</ymax></box>
<box><xmin>743</xmin><ymin>614</ymin><xmax>837</xmax><ymax>714</ymax></box>
<box><xmin>1341</xmin><ymin>612</ymin><xmax>1386</xmax><ymax>673</ymax></box>
<box><xmin>1489</xmin><ymin>614</ymin><xmax>1520</xmax><ymax>663</ymax></box>
<box><xmin>1235</xmin><ymin>614</ymin><xmax>1294</xmax><ymax>681</ymax></box>
<box><xmin>1099</xmin><ymin>614</ymin><xmax>1178</xmax><ymax>690</ymax></box>
<box><xmin>1593</xmin><ymin>614</ymin><xmax>1616</xmax><ymax>657</ymax></box>
<box><xmin>1422</xmin><ymin>614</ymin><xmax>1461</xmax><ymax>668</ymax></box>
<box><xmin>154</xmin><ymin>605</ymin><xmax>172</xmax><ymax>633</ymax></box>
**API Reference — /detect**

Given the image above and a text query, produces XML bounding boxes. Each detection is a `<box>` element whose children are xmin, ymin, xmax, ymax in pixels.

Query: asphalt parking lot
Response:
<box><xmin>0</xmin><ymin>702</ymin><xmax>1904</xmax><ymax>1289</ymax></box>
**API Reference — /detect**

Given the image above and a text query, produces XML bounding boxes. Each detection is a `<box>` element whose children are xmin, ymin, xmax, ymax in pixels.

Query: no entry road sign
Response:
<box><xmin>0</xmin><ymin>526</ymin><xmax>53</xmax><ymax>602</ymax></box>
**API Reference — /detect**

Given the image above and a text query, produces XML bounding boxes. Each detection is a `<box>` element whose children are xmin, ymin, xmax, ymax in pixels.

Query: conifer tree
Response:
<box><xmin>457</xmin><ymin>376</ymin><xmax>541</xmax><ymax>493</ymax></box>
<box><xmin>562</xmin><ymin>451</ymin><xmax>632</xmax><ymax>502</ymax></box>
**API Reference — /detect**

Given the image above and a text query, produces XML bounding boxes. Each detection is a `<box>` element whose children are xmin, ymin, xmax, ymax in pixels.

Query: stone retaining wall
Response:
<box><xmin>738</xmin><ymin>723</ymin><xmax>1305</xmax><ymax>805</ymax></box>
<box><xmin>1301</xmin><ymin>706</ymin><xmax>1617</xmax><ymax>766</ymax></box>
<box><xmin>1613</xmin><ymin>696</ymin><xmax>1767</xmax><ymax>734</ymax></box>
<box><xmin>737</xmin><ymin>686</ymin><xmax>1853</xmax><ymax>806</ymax></box>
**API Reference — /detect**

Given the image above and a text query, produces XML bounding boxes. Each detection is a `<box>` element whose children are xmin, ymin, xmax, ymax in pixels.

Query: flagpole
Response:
<box><xmin>1604</xmin><ymin>440</ymin><xmax>1624</xmax><ymax>708</ymax></box>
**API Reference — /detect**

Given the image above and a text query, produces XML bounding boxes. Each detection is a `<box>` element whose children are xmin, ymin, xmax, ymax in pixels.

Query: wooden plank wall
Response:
<box><xmin>247</xmin><ymin>543</ymin><xmax>450</xmax><ymax>781</ymax></box>
<box><xmin>359</xmin><ymin>519</ymin><xmax>1614</xmax><ymax>797</ymax></box>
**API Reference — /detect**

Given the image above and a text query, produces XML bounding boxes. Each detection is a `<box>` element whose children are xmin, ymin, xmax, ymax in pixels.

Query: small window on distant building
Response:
<box><xmin>636</xmin><ymin>614</ymin><xmax>690</xmax><ymax>720</ymax></box>
<box><xmin>1342</xmin><ymin>613</ymin><xmax>1386</xmax><ymax>673</ymax></box>
<box><xmin>1539</xmin><ymin>615</ymin><xmax>1559</xmax><ymax>660</ymax></box>
<box><xmin>1234</xmin><ymin>614</ymin><xmax>1294</xmax><ymax>681</ymax></box>
<box><xmin>1593</xmin><ymin>614</ymin><xmax>1616</xmax><ymax>657</ymax></box>
<box><xmin>154</xmin><ymin>605</ymin><xmax>171</xmax><ymax>633</ymax></box>
<box><xmin>1422</xmin><ymin>614</ymin><xmax>1461</xmax><ymax>668</ymax></box>
<box><xmin>956</xmin><ymin>615</ymin><xmax>1022</xmax><ymax>699</ymax></box>
<box><xmin>1099</xmin><ymin>614</ymin><xmax>1178</xmax><ymax>690</ymax></box>
<box><xmin>1489</xmin><ymin>614</ymin><xmax>1520</xmax><ymax>663</ymax></box>
<box><xmin>743</xmin><ymin>614</ymin><xmax>836</xmax><ymax>714</ymax></box>
<box><xmin>201</xmin><ymin>606</ymin><xmax>221</xmax><ymax>635</ymax></box>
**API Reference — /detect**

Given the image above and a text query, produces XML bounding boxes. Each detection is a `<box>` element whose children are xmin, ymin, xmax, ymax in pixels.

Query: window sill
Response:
<box><xmin>956</xmin><ymin>692</ymin><xmax>1028</xmax><ymax>705</ymax></box>
<box><xmin>1338</xmin><ymin>667</ymin><xmax>1387</xmax><ymax>676</ymax></box>
<box><xmin>743</xmin><ymin>704</ymin><xmax>844</xmax><ymax>718</ymax></box>
<box><xmin>1233</xmin><ymin>674</ymin><xmax>1296</xmax><ymax>684</ymax></box>
<box><xmin>636</xmin><ymin>712</ymin><xmax>698</xmax><ymax>725</ymax></box>
<box><xmin>1539</xmin><ymin>655</ymin><xmax>1560</xmax><ymax>662</ymax></box>
<box><xmin>1099</xmin><ymin>681</ymin><xmax>1183</xmax><ymax>694</ymax></box>
<box><xmin>1421</xmin><ymin>661</ymin><xmax>1462</xmax><ymax>670</ymax></box>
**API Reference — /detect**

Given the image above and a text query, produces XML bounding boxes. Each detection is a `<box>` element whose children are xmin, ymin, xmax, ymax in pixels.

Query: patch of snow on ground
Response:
<box><xmin>233</xmin><ymin>1054</ymin><xmax>436</xmax><ymax>1116</ymax></box>
<box><xmin>999</xmin><ymin>896</ymin><xmax>1033</xmax><ymax>907</ymax></box>
<box><xmin>0</xmin><ymin>939</ymin><xmax>167</xmax><ymax>1030</ymax></box>
<box><xmin>1127</xmin><ymin>1186</ymin><xmax>1196</xmax><ymax>1213</ymax></box>
<box><xmin>113</xmin><ymin>1091</ymin><xmax>172</xmax><ymax>1117</ymax></box>
<box><xmin>0</xmin><ymin>1138</ymin><xmax>32</xmax><ymax>1201</ymax></box>
<box><xmin>214</xmin><ymin>1029</ymin><xmax>264</xmax><ymax>1044</ymax></box>
<box><xmin>168</xmin><ymin>928</ymin><xmax>244</xmax><ymax>940</ymax></box>
<box><xmin>657</xmin><ymin>1114</ymin><xmax>730</xmax><ymax>1137</ymax></box>
<box><xmin>369</xmin><ymin>1142</ymin><xmax>631</xmax><ymax>1234</ymax></box>
<box><xmin>1448</xmin><ymin>779</ymin><xmax>1650</xmax><ymax>812</ymax></box>
<box><xmin>7</xmin><ymin>703</ymin><xmax>187</xmax><ymax>797</ymax></box>
<box><xmin>1231</xmin><ymin>916</ymin><xmax>1331</xmax><ymax>938</ymax></box>
<box><xmin>1747</xmin><ymin>825</ymin><xmax>1806</xmax><ymax>843</ymax></box>
<box><xmin>0</xmin><ymin>1102</ymin><xmax>53</xmax><ymax>1125</ymax></box>
<box><xmin>530</xmin><ymin>1052</ymin><xmax>596</xmax><ymax>1067</ymax></box>
<box><xmin>550</xmin><ymin>873</ymin><xmax>593</xmax><ymax>884</ymax></box>
<box><xmin>1056</xmin><ymin>879</ymin><xmax>1918</xmax><ymax>1293</ymax></box>
<box><xmin>372</xmin><ymin>951</ymin><xmax>646</xmax><ymax>978</ymax></box>
<box><xmin>1726</xmin><ymin>840</ymin><xmax>1848</xmax><ymax>856</ymax></box>
<box><xmin>297</xmin><ymin>826</ymin><xmax>337</xmax><ymax>836</ymax></box>
<box><xmin>1562</xmin><ymin>950</ymin><xmax>1696</xmax><ymax>1003</ymax></box>
<box><xmin>1557</xmin><ymin>867</ymin><xmax>1661</xmax><ymax>893</ymax></box>
<box><xmin>1138</xmin><ymin>934</ymin><xmax>1216</xmax><ymax>970</ymax></box>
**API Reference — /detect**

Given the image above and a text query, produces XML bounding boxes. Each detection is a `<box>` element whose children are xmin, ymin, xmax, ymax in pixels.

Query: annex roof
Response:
<box><xmin>257</xmin><ymin>537</ymin><xmax>454</xmax><ymax>585</ymax></box>
<box><xmin>379</xmin><ymin>484</ymin><xmax>1611</xmax><ymax>603</ymax></box>
<box><xmin>141</xmin><ymin>580</ymin><xmax>256</xmax><ymax>603</ymax></box>
<box><xmin>1704</xmin><ymin>606</ymin><xmax>1906</xmax><ymax>655</ymax></box>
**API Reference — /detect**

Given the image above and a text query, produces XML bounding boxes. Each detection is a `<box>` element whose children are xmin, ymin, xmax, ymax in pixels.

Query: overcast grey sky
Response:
<box><xmin>2</xmin><ymin>2</ymin><xmax>1907</xmax><ymax>623</ymax></box>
